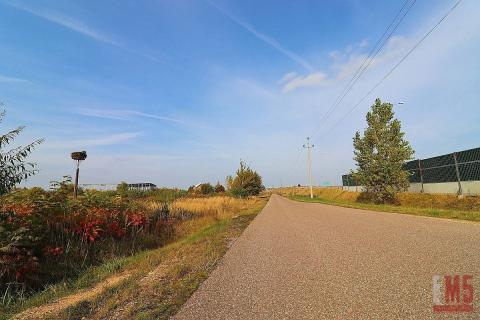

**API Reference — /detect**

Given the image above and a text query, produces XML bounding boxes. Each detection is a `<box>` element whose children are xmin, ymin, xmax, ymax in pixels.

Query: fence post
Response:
<box><xmin>418</xmin><ymin>159</ymin><xmax>424</xmax><ymax>193</ymax></box>
<box><xmin>453</xmin><ymin>152</ymin><xmax>463</xmax><ymax>196</ymax></box>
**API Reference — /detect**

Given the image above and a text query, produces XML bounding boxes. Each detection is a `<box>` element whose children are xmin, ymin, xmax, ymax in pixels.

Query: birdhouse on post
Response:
<box><xmin>71</xmin><ymin>151</ymin><xmax>87</xmax><ymax>198</ymax></box>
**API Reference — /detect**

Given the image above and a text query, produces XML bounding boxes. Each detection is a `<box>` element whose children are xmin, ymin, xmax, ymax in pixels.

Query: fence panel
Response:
<box><xmin>342</xmin><ymin>147</ymin><xmax>480</xmax><ymax>195</ymax></box>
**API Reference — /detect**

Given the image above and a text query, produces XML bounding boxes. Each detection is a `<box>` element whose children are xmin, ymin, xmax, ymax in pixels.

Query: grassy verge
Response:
<box><xmin>3</xmin><ymin>197</ymin><xmax>267</xmax><ymax>320</ymax></box>
<box><xmin>289</xmin><ymin>195</ymin><xmax>480</xmax><ymax>221</ymax></box>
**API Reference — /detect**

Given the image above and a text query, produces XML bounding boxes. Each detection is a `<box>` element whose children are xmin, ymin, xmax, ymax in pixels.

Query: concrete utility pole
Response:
<box><xmin>303</xmin><ymin>137</ymin><xmax>314</xmax><ymax>199</ymax></box>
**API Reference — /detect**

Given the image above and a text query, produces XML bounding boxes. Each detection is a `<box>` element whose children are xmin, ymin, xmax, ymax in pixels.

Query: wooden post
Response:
<box><xmin>453</xmin><ymin>152</ymin><xmax>463</xmax><ymax>196</ymax></box>
<box><xmin>74</xmin><ymin>160</ymin><xmax>80</xmax><ymax>198</ymax></box>
<box><xmin>418</xmin><ymin>159</ymin><xmax>424</xmax><ymax>193</ymax></box>
<box><xmin>71</xmin><ymin>151</ymin><xmax>87</xmax><ymax>199</ymax></box>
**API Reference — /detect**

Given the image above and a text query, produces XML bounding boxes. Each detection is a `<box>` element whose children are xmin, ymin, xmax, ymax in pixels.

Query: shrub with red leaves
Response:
<box><xmin>106</xmin><ymin>221</ymin><xmax>126</xmax><ymax>238</ymax></box>
<box><xmin>1</xmin><ymin>187</ymin><xmax>173</xmax><ymax>297</ymax></box>
<box><xmin>75</xmin><ymin>219</ymin><xmax>104</xmax><ymax>243</ymax></box>
<box><xmin>43</xmin><ymin>246</ymin><xmax>64</xmax><ymax>256</ymax></box>
<box><xmin>127</xmin><ymin>212</ymin><xmax>146</xmax><ymax>227</ymax></box>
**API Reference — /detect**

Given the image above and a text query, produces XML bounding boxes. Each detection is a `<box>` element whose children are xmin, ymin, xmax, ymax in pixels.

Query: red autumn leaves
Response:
<box><xmin>1</xmin><ymin>198</ymin><xmax>158</xmax><ymax>286</ymax></box>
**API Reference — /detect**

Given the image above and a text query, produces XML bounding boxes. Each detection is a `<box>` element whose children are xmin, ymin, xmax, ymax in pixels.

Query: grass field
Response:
<box><xmin>2</xmin><ymin>196</ymin><xmax>267</xmax><ymax>320</ymax></box>
<box><xmin>272</xmin><ymin>187</ymin><xmax>480</xmax><ymax>221</ymax></box>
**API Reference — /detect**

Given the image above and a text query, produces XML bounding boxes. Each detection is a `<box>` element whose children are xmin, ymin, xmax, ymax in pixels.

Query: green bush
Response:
<box><xmin>199</xmin><ymin>183</ymin><xmax>214</xmax><ymax>195</ymax></box>
<box><xmin>187</xmin><ymin>183</ymin><xmax>215</xmax><ymax>195</ymax></box>
<box><xmin>229</xmin><ymin>161</ymin><xmax>264</xmax><ymax>198</ymax></box>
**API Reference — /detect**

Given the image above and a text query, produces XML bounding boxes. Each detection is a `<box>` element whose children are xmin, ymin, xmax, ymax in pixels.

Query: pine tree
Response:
<box><xmin>352</xmin><ymin>98</ymin><xmax>414</xmax><ymax>203</ymax></box>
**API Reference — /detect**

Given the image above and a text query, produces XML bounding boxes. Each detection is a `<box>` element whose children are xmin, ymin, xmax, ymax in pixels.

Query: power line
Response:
<box><xmin>311</xmin><ymin>0</ymin><xmax>416</xmax><ymax>138</ymax></box>
<box><xmin>285</xmin><ymin>147</ymin><xmax>304</xmax><ymax>185</ymax></box>
<box><xmin>316</xmin><ymin>0</ymin><xmax>463</xmax><ymax>143</ymax></box>
<box><xmin>285</xmin><ymin>0</ymin><xmax>415</xmax><ymax>185</ymax></box>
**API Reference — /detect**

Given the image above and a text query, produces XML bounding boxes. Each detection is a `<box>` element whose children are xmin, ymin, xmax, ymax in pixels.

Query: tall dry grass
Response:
<box><xmin>146</xmin><ymin>196</ymin><xmax>259</xmax><ymax>237</ymax></box>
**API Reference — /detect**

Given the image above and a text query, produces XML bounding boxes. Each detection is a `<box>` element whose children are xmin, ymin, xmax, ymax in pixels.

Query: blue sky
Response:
<box><xmin>1</xmin><ymin>0</ymin><xmax>479</xmax><ymax>188</ymax></box>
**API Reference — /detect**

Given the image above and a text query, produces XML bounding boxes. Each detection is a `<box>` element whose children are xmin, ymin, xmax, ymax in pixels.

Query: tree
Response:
<box><xmin>198</xmin><ymin>183</ymin><xmax>214</xmax><ymax>195</ymax></box>
<box><xmin>352</xmin><ymin>98</ymin><xmax>414</xmax><ymax>203</ymax></box>
<box><xmin>0</xmin><ymin>109</ymin><xmax>43</xmax><ymax>195</ymax></box>
<box><xmin>117</xmin><ymin>181</ymin><xmax>129</xmax><ymax>196</ymax></box>
<box><xmin>214</xmin><ymin>182</ymin><xmax>225</xmax><ymax>193</ymax></box>
<box><xmin>225</xmin><ymin>175</ymin><xmax>234</xmax><ymax>191</ymax></box>
<box><xmin>229</xmin><ymin>161</ymin><xmax>264</xmax><ymax>198</ymax></box>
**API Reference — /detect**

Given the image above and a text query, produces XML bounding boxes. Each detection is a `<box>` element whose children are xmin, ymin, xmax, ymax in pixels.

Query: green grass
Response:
<box><xmin>289</xmin><ymin>195</ymin><xmax>480</xmax><ymax>221</ymax></box>
<box><xmin>2</xmin><ymin>197</ymin><xmax>267</xmax><ymax>320</ymax></box>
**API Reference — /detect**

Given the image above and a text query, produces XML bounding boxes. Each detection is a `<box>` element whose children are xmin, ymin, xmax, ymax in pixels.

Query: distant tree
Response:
<box><xmin>116</xmin><ymin>181</ymin><xmax>129</xmax><ymax>196</ymax></box>
<box><xmin>0</xmin><ymin>109</ymin><xmax>43</xmax><ymax>195</ymax></box>
<box><xmin>225</xmin><ymin>175</ymin><xmax>234</xmax><ymax>191</ymax></box>
<box><xmin>352</xmin><ymin>98</ymin><xmax>414</xmax><ymax>203</ymax></box>
<box><xmin>229</xmin><ymin>161</ymin><xmax>264</xmax><ymax>198</ymax></box>
<box><xmin>187</xmin><ymin>185</ymin><xmax>195</xmax><ymax>193</ymax></box>
<box><xmin>50</xmin><ymin>175</ymin><xmax>73</xmax><ymax>192</ymax></box>
<box><xmin>198</xmin><ymin>183</ymin><xmax>214</xmax><ymax>195</ymax></box>
<box><xmin>49</xmin><ymin>175</ymin><xmax>80</xmax><ymax>200</ymax></box>
<box><xmin>214</xmin><ymin>182</ymin><xmax>225</xmax><ymax>193</ymax></box>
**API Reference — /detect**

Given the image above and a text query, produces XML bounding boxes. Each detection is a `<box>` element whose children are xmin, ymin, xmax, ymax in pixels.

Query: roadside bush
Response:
<box><xmin>229</xmin><ymin>161</ymin><xmax>264</xmax><ymax>198</ymax></box>
<box><xmin>116</xmin><ymin>181</ymin><xmax>129</xmax><ymax>197</ymax></box>
<box><xmin>199</xmin><ymin>183</ymin><xmax>214</xmax><ymax>195</ymax></box>
<box><xmin>114</xmin><ymin>186</ymin><xmax>186</xmax><ymax>201</ymax></box>
<box><xmin>0</xmin><ymin>187</ymin><xmax>173</xmax><ymax>299</ymax></box>
<box><xmin>214</xmin><ymin>182</ymin><xmax>225</xmax><ymax>193</ymax></box>
<box><xmin>188</xmin><ymin>183</ymin><xmax>215</xmax><ymax>195</ymax></box>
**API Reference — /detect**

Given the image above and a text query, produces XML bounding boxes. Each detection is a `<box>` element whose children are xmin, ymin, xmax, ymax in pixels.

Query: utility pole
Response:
<box><xmin>303</xmin><ymin>137</ymin><xmax>314</xmax><ymax>199</ymax></box>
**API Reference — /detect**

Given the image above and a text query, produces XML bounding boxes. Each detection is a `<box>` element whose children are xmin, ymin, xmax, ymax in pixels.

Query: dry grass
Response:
<box><xmin>12</xmin><ymin>273</ymin><xmax>130</xmax><ymax>320</ymax></box>
<box><xmin>168</xmin><ymin>197</ymin><xmax>259</xmax><ymax>237</ymax></box>
<box><xmin>271</xmin><ymin>187</ymin><xmax>359</xmax><ymax>202</ymax></box>
<box><xmin>170</xmin><ymin>196</ymin><xmax>257</xmax><ymax>219</ymax></box>
<box><xmin>396</xmin><ymin>192</ymin><xmax>480</xmax><ymax>211</ymax></box>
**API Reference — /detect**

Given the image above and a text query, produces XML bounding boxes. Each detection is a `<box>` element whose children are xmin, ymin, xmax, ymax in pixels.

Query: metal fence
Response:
<box><xmin>342</xmin><ymin>146</ymin><xmax>480</xmax><ymax>195</ymax></box>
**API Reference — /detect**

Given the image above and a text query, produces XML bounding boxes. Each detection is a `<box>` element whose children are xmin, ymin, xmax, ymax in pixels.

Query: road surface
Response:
<box><xmin>174</xmin><ymin>195</ymin><xmax>480</xmax><ymax>319</ymax></box>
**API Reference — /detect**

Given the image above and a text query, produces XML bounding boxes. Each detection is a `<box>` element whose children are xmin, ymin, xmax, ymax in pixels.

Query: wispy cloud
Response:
<box><xmin>206</xmin><ymin>0</ymin><xmax>314</xmax><ymax>72</ymax></box>
<box><xmin>278</xmin><ymin>72</ymin><xmax>298</xmax><ymax>84</ymax></box>
<box><xmin>74</xmin><ymin>108</ymin><xmax>184</xmax><ymax>124</ymax></box>
<box><xmin>0</xmin><ymin>74</ymin><xmax>30</xmax><ymax>83</ymax></box>
<box><xmin>5</xmin><ymin>2</ymin><xmax>161</xmax><ymax>63</ymax></box>
<box><xmin>280</xmin><ymin>36</ymin><xmax>411</xmax><ymax>92</ymax></box>
<box><xmin>48</xmin><ymin>132</ymin><xmax>142</xmax><ymax>148</ymax></box>
<box><xmin>281</xmin><ymin>72</ymin><xmax>330</xmax><ymax>92</ymax></box>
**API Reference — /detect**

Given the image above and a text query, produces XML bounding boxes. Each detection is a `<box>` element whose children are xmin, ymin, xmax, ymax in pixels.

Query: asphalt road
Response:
<box><xmin>174</xmin><ymin>195</ymin><xmax>480</xmax><ymax>319</ymax></box>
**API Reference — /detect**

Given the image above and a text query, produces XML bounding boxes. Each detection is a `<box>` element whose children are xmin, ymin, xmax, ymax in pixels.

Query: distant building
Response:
<box><xmin>79</xmin><ymin>183</ymin><xmax>117</xmax><ymax>191</ymax></box>
<box><xmin>128</xmin><ymin>183</ymin><xmax>157</xmax><ymax>191</ymax></box>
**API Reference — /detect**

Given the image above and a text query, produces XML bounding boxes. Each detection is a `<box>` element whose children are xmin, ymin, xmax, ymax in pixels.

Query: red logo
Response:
<box><xmin>433</xmin><ymin>275</ymin><xmax>474</xmax><ymax>312</ymax></box>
